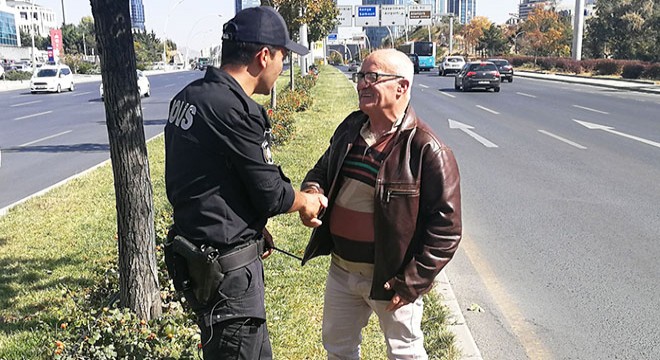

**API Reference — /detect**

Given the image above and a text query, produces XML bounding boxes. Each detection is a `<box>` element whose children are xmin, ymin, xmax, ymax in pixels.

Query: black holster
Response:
<box><xmin>164</xmin><ymin>233</ymin><xmax>224</xmax><ymax>306</ymax></box>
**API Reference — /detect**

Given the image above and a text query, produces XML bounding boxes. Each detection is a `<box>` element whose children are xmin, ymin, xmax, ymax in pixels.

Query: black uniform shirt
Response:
<box><xmin>165</xmin><ymin>66</ymin><xmax>295</xmax><ymax>250</ymax></box>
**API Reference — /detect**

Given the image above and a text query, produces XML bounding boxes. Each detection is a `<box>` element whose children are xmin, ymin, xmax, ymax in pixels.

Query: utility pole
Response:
<box><xmin>571</xmin><ymin>0</ymin><xmax>584</xmax><ymax>60</ymax></box>
<box><xmin>60</xmin><ymin>0</ymin><xmax>66</xmax><ymax>25</ymax></box>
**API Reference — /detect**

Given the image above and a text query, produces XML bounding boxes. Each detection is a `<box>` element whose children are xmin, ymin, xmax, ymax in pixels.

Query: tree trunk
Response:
<box><xmin>90</xmin><ymin>0</ymin><xmax>162</xmax><ymax>320</ymax></box>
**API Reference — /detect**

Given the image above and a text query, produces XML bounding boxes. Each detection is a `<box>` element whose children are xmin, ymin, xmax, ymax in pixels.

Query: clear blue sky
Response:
<box><xmin>35</xmin><ymin>0</ymin><xmax>526</xmax><ymax>51</ymax></box>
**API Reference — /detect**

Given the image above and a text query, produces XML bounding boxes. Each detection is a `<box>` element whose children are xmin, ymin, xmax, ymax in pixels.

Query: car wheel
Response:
<box><xmin>494</xmin><ymin>87</ymin><xmax>501</xmax><ymax>93</ymax></box>
<box><xmin>509</xmin><ymin>78</ymin><xmax>513</xmax><ymax>83</ymax></box>
<box><xmin>145</xmin><ymin>86</ymin><xmax>151</xmax><ymax>97</ymax></box>
<box><xmin>70</xmin><ymin>82</ymin><xmax>74</xmax><ymax>91</ymax></box>
<box><xmin>31</xmin><ymin>91</ymin><xmax>36</xmax><ymax>94</ymax></box>
<box><xmin>454</xmin><ymin>83</ymin><xmax>460</xmax><ymax>90</ymax></box>
<box><xmin>462</xmin><ymin>84</ymin><xmax>469</xmax><ymax>92</ymax></box>
<box><xmin>56</xmin><ymin>84</ymin><xmax>61</xmax><ymax>93</ymax></box>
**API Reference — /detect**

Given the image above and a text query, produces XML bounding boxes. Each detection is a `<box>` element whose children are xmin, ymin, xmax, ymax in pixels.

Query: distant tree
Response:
<box><xmin>261</xmin><ymin>0</ymin><xmax>338</xmax><ymax>43</ymax></box>
<box><xmin>90</xmin><ymin>0</ymin><xmax>162</xmax><ymax>321</ymax></box>
<box><xmin>19</xmin><ymin>29</ymin><xmax>50</xmax><ymax>50</ymax></box>
<box><xmin>521</xmin><ymin>8</ymin><xmax>571</xmax><ymax>57</ymax></box>
<box><xmin>477</xmin><ymin>24</ymin><xmax>509</xmax><ymax>56</ymax></box>
<box><xmin>585</xmin><ymin>0</ymin><xmax>658</xmax><ymax>61</ymax></box>
<box><xmin>461</xmin><ymin>16</ymin><xmax>491</xmax><ymax>55</ymax></box>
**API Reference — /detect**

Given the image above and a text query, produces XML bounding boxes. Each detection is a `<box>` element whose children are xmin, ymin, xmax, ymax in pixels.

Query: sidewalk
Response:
<box><xmin>516</xmin><ymin>70</ymin><xmax>660</xmax><ymax>94</ymax></box>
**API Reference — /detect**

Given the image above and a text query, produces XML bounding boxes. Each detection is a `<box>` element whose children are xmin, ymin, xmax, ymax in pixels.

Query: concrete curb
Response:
<box><xmin>435</xmin><ymin>270</ymin><xmax>483</xmax><ymax>360</ymax></box>
<box><xmin>516</xmin><ymin>71</ymin><xmax>660</xmax><ymax>95</ymax></box>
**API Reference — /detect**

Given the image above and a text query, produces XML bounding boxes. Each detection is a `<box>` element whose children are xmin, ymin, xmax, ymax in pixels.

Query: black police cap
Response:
<box><xmin>222</xmin><ymin>6</ymin><xmax>309</xmax><ymax>55</ymax></box>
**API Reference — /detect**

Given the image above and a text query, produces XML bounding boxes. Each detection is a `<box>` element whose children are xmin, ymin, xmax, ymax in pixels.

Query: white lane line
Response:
<box><xmin>13</xmin><ymin>111</ymin><xmax>52</xmax><ymax>121</ymax></box>
<box><xmin>538</xmin><ymin>130</ymin><xmax>587</xmax><ymax>149</ymax></box>
<box><xmin>165</xmin><ymin>84</ymin><xmax>176</xmax><ymax>87</ymax></box>
<box><xmin>572</xmin><ymin>104</ymin><xmax>609</xmax><ymax>115</ymax></box>
<box><xmin>10</xmin><ymin>100</ymin><xmax>42</xmax><ymax>107</ymax></box>
<box><xmin>574</xmin><ymin>119</ymin><xmax>660</xmax><ymax>149</ymax></box>
<box><xmin>419</xmin><ymin>84</ymin><xmax>429</xmax><ymax>88</ymax></box>
<box><xmin>476</xmin><ymin>105</ymin><xmax>500</xmax><ymax>115</ymax></box>
<box><xmin>20</xmin><ymin>130</ymin><xmax>72</xmax><ymax>147</ymax></box>
<box><xmin>516</xmin><ymin>92</ymin><xmax>536</xmax><ymax>98</ymax></box>
<box><xmin>438</xmin><ymin>91</ymin><xmax>456</xmax><ymax>98</ymax></box>
<box><xmin>72</xmin><ymin>91</ymin><xmax>93</xmax><ymax>97</ymax></box>
<box><xmin>448</xmin><ymin>119</ymin><xmax>498</xmax><ymax>148</ymax></box>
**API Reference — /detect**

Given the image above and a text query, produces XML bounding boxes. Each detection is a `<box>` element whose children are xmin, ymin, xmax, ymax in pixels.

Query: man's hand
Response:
<box><xmin>384</xmin><ymin>282</ymin><xmax>411</xmax><ymax>311</ymax></box>
<box><xmin>298</xmin><ymin>192</ymin><xmax>328</xmax><ymax>227</ymax></box>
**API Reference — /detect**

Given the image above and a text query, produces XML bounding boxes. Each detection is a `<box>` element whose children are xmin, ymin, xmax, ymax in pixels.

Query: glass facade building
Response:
<box><xmin>235</xmin><ymin>0</ymin><xmax>260</xmax><ymax>13</ymax></box>
<box><xmin>0</xmin><ymin>9</ymin><xmax>18</xmax><ymax>46</ymax></box>
<box><xmin>130</xmin><ymin>0</ymin><xmax>145</xmax><ymax>31</ymax></box>
<box><xmin>447</xmin><ymin>0</ymin><xmax>476</xmax><ymax>24</ymax></box>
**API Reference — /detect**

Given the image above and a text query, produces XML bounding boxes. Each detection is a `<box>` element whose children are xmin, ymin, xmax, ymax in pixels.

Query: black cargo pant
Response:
<box><xmin>191</xmin><ymin>259</ymin><xmax>272</xmax><ymax>360</ymax></box>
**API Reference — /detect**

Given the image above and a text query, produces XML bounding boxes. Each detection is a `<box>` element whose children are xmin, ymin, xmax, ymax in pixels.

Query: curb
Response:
<box><xmin>516</xmin><ymin>71</ymin><xmax>660</xmax><ymax>95</ymax></box>
<box><xmin>435</xmin><ymin>270</ymin><xmax>483</xmax><ymax>360</ymax></box>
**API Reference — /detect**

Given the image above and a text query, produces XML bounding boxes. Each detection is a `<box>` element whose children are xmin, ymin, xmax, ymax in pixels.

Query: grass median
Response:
<box><xmin>0</xmin><ymin>65</ymin><xmax>458</xmax><ymax>359</ymax></box>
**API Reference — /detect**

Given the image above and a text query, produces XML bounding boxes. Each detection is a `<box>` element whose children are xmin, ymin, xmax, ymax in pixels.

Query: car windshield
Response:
<box><xmin>413</xmin><ymin>42</ymin><xmax>434</xmax><ymax>56</ymax></box>
<box><xmin>447</xmin><ymin>58</ymin><xmax>463</xmax><ymax>63</ymax></box>
<box><xmin>36</xmin><ymin>69</ymin><xmax>58</xmax><ymax>77</ymax></box>
<box><xmin>469</xmin><ymin>63</ymin><xmax>498</xmax><ymax>71</ymax></box>
<box><xmin>490</xmin><ymin>60</ymin><xmax>509</xmax><ymax>66</ymax></box>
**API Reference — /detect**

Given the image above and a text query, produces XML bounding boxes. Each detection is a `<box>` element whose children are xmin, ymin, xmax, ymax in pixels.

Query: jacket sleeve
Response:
<box><xmin>391</xmin><ymin>144</ymin><xmax>462</xmax><ymax>302</ymax></box>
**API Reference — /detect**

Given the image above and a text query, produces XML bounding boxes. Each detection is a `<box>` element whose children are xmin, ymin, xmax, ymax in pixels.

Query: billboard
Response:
<box><xmin>49</xmin><ymin>28</ymin><xmax>64</xmax><ymax>59</ymax></box>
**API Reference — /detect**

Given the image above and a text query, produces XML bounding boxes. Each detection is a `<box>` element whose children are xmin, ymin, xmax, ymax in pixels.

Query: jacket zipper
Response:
<box><xmin>385</xmin><ymin>188</ymin><xmax>418</xmax><ymax>203</ymax></box>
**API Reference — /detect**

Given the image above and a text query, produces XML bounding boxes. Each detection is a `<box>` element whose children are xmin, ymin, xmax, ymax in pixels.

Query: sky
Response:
<box><xmin>34</xmin><ymin>0</ymin><xmax>526</xmax><ymax>51</ymax></box>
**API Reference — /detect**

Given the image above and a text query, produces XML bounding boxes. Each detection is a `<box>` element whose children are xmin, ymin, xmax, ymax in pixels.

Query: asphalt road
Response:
<box><xmin>3</xmin><ymin>66</ymin><xmax>660</xmax><ymax>359</ymax></box>
<box><xmin>406</xmin><ymin>71</ymin><xmax>660</xmax><ymax>359</ymax></box>
<box><xmin>0</xmin><ymin>70</ymin><xmax>204</xmax><ymax>209</ymax></box>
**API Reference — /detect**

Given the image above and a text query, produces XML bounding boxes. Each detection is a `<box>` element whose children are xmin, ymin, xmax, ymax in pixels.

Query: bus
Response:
<box><xmin>197</xmin><ymin>57</ymin><xmax>210</xmax><ymax>71</ymax></box>
<box><xmin>396</xmin><ymin>41</ymin><xmax>436</xmax><ymax>71</ymax></box>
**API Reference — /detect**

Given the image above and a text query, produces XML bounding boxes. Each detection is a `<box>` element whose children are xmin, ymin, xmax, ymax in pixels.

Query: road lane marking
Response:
<box><xmin>165</xmin><ymin>84</ymin><xmax>176</xmax><ymax>87</ymax></box>
<box><xmin>476</xmin><ymin>105</ymin><xmax>500</xmax><ymax>115</ymax></box>
<box><xmin>448</xmin><ymin>119</ymin><xmax>498</xmax><ymax>148</ymax></box>
<box><xmin>460</xmin><ymin>234</ymin><xmax>553</xmax><ymax>359</ymax></box>
<box><xmin>438</xmin><ymin>91</ymin><xmax>456</xmax><ymax>98</ymax></box>
<box><xmin>516</xmin><ymin>92</ymin><xmax>536</xmax><ymax>98</ymax></box>
<box><xmin>13</xmin><ymin>111</ymin><xmax>52</xmax><ymax>121</ymax></box>
<box><xmin>574</xmin><ymin>119</ymin><xmax>660</xmax><ymax>149</ymax></box>
<box><xmin>10</xmin><ymin>100</ymin><xmax>42</xmax><ymax>107</ymax></box>
<box><xmin>419</xmin><ymin>84</ymin><xmax>429</xmax><ymax>88</ymax></box>
<box><xmin>538</xmin><ymin>130</ymin><xmax>587</xmax><ymax>149</ymax></box>
<box><xmin>72</xmin><ymin>91</ymin><xmax>93</xmax><ymax>97</ymax></box>
<box><xmin>572</xmin><ymin>105</ymin><xmax>609</xmax><ymax>114</ymax></box>
<box><xmin>19</xmin><ymin>130</ymin><xmax>72</xmax><ymax>147</ymax></box>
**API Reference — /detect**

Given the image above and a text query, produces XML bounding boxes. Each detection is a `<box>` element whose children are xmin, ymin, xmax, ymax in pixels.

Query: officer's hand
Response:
<box><xmin>261</xmin><ymin>247</ymin><xmax>274</xmax><ymax>260</ymax></box>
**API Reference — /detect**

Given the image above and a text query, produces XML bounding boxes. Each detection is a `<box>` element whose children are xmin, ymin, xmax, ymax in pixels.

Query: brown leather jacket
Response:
<box><xmin>301</xmin><ymin>106</ymin><xmax>462</xmax><ymax>302</ymax></box>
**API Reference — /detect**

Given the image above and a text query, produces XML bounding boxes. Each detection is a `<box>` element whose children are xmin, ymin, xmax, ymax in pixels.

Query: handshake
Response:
<box><xmin>295</xmin><ymin>188</ymin><xmax>328</xmax><ymax>228</ymax></box>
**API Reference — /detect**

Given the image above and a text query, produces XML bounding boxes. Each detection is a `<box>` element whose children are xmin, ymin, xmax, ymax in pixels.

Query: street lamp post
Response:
<box><xmin>184</xmin><ymin>14</ymin><xmax>223</xmax><ymax>68</ymax></box>
<box><xmin>514</xmin><ymin>31</ymin><xmax>525</xmax><ymax>54</ymax></box>
<box><xmin>163</xmin><ymin>0</ymin><xmax>185</xmax><ymax>65</ymax></box>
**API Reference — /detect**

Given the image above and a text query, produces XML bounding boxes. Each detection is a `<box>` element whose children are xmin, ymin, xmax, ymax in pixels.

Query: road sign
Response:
<box><xmin>408</xmin><ymin>4</ymin><xmax>432</xmax><ymax>26</ymax></box>
<box><xmin>355</xmin><ymin>5</ymin><xmax>378</xmax><ymax>27</ymax></box>
<box><xmin>337</xmin><ymin>5</ymin><xmax>353</xmax><ymax>27</ymax></box>
<box><xmin>381</xmin><ymin>5</ymin><xmax>406</xmax><ymax>26</ymax></box>
<box><xmin>328</xmin><ymin>33</ymin><xmax>337</xmax><ymax>41</ymax></box>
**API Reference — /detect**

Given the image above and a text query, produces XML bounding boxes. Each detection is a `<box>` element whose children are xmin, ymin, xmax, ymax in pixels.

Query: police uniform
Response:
<box><xmin>165</xmin><ymin>66</ymin><xmax>294</xmax><ymax>359</ymax></box>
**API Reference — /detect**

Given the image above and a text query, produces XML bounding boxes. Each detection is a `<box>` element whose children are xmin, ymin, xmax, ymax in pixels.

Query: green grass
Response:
<box><xmin>0</xmin><ymin>65</ymin><xmax>458</xmax><ymax>359</ymax></box>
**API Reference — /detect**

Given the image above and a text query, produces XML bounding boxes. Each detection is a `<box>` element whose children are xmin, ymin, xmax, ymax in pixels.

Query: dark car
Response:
<box><xmin>487</xmin><ymin>58</ymin><xmax>514</xmax><ymax>82</ymax></box>
<box><xmin>406</xmin><ymin>53</ymin><xmax>420</xmax><ymax>74</ymax></box>
<box><xmin>454</xmin><ymin>61</ymin><xmax>501</xmax><ymax>92</ymax></box>
<box><xmin>347</xmin><ymin>60</ymin><xmax>361</xmax><ymax>72</ymax></box>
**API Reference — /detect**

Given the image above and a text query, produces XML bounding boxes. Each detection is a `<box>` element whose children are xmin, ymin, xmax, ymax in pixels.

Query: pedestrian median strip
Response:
<box><xmin>538</xmin><ymin>130</ymin><xmax>587</xmax><ymax>149</ymax></box>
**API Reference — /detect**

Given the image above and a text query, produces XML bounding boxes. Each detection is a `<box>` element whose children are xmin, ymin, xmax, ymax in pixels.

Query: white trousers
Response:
<box><xmin>322</xmin><ymin>262</ymin><xmax>428</xmax><ymax>360</ymax></box>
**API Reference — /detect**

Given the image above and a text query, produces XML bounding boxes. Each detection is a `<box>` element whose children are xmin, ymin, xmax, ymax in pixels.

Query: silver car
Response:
<box><xmin>439</xmin><ymin>56</ymin><xmax>465</xmax><ymax>76</ymax></box>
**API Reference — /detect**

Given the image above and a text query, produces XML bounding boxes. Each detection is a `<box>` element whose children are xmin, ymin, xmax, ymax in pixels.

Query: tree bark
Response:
<box><xmin>90</xmin><ymin>0</ymin><xmax>162</xmax><ymax>320</ymax></box>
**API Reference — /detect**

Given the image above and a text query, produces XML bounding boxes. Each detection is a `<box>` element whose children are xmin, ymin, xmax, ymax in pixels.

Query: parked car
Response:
<box><xmin>487</xmin><ymin>58</ymin><xmax>514</xmax><ymax>82</ymax></box>
<box><xmin>439</xmin><ymin>56</ymin><xmax>465</xmax><ymax>76</ymax></box>
<box><xmin>0</xmin><ymin>65</ymin><xmax>4</xmax><ymax>78</ymax></box>
<box><xmin>454</xmin><ymin>61</ymin><xmax>501</xmax><ymax>92</ymax></box>
<box><xmin>100</xmin><ymin>70</ymin><xmax>151</xmax><ymax>98</ymax></box>
<box><xmin>347</xmin><ymin>60</ymin><xmax>361</xmax><ymax>72</ymax></box>
<box><xmin>406</xmin><ymin>53</ymin><xmax>420</xmax><ymax>74</ymax></box>
<box><xmin>30</xmin><ymin>64</ymin><xmax>74</xmax><ymax>93</ymax></box>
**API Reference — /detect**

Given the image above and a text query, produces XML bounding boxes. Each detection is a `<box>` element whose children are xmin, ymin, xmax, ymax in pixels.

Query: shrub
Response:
<box><xmin>621</xmin><ymin>62</ymin><xmax>646</xmax><ymax>79</ymax></box>
<box><xmin>538</xmin><ymin>57</ymin><xmax>556</xmax><ymax>71</ymax></box>
<box><xmin>566</xmin><ymin>59</ymin><xmax>583</xmax><ymax>74</ymax></box>
<box><xmin>77</xmin><ymin>61</ymin><xmax>98</xmax><ymax>75</ymax></box>
<box><xmin>266</xmin><ymin>107</ymin><xmax>295</xmax><ymax>146</ymax></box>
<box><xmin>4</xmin><ymin>70</ymin><xmax>32</xmax><ymax>81</ymax></box>
<box><xmin>594</xmin><ymin>59</ymin><xmax>620</xmax><ymax>75</ymax></box>
<box><xmin>642</xmin><ymin>63</ymin><xmax>660</xmax><ymax>80</ymax></box>
<box><xmin>580</xmin><ymin>59</ymin><xmax>599</xmax><ymax>73</ymax></box>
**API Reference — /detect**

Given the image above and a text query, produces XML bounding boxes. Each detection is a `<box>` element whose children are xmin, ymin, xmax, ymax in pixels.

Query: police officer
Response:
<box><xmin>164</xmin><ymin>6</ymin><xmax>327</xmax><ymax>359</ymax></box>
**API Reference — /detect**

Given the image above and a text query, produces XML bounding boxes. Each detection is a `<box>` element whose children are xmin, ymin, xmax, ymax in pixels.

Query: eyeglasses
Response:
<box><xmin>356</xmin><ymin>71</ymin><xmax>404</xmax><ymax>84</ymax></box>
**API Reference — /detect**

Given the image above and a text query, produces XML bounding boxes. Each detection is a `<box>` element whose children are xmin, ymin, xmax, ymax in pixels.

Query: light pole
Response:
<box><xmin>513</xmin><ymin>31</ymin><xmax>525</xmax><ymax>54</ymax></box>
<box><xmin>29</xmin><ymin>9</ymin><xmax>35</xmax><ymax>71</ymax></box>
<box><xmin>571</xmin><ymin>0</ymin><xmax>585</xmax><ymax>60</ymax></box>
<box><xmin>163</xmin><ymin>0</ymin><xmax>185</xmax><ymax>65</ymax></box>
<box><xmin>184</xmin><ymin>14</ymin><xmax>223</xmax><ymax>68</ymax></box>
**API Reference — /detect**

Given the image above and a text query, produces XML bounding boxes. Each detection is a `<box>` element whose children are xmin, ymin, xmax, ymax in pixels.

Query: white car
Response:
<box><xmin>439</xmin><ymin>56</ymin><xmax>466</xmax><ymax>76</ymax></box>
<box><xmin>100</xmin><ymin>70</ymin><xmax>151</xmax><ymax>98</ymax></box>
<box><xmin>30</xmin><ymin>64</ymin><xmax>75</xmax><ymax>93</ymax></box>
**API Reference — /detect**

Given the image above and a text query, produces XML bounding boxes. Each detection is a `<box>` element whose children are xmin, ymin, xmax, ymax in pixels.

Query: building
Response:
<box><xmin>235</xmin><ymin>0</ymin><xmax>260</xmax><ymax>13</ymax></box>
<box><xmin>130</xmin><ymin>0</ymin><xmax>145</xmax><ymax>31</ymax></box>
<box><xmin>6</xmin><ymin>0</ymin><xmax>56</xmax><ymax>38</ymax></box>
<box><xmin>447</xmin><ymin>0</ymin><xmax>476</xmax><ymax>24</ymax></box>
<box><xmin>0</xmin><ymin>0</ymin><xmax>20</xmax><ymax>46</ymax></box>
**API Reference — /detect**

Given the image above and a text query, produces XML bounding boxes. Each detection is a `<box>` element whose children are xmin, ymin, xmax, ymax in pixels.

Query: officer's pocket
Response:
<box><xmin>218</xmin><ymin>262</ymin><xmax>255</xmax><ymax>298</ymax></box>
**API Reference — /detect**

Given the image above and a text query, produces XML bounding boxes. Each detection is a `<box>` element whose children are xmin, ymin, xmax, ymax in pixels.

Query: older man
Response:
<box><xmin>300</xmin><ymin>49</ymin><xmax>462</xmax><ymax>359</ymax></box>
